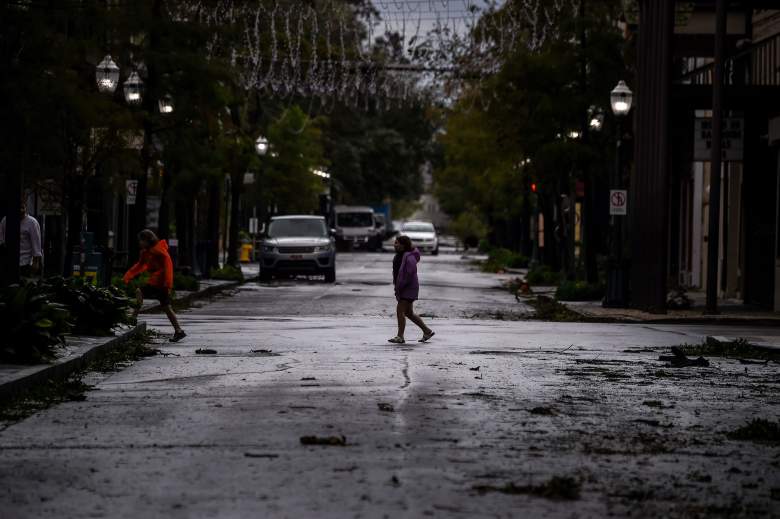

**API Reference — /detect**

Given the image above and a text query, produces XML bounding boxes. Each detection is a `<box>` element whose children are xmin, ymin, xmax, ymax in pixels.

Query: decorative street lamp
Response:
<box><xmin>610</xmin><ymin>80</ymin><xmax>633</xmax><ymax>117</ymax></box>
<box><xmin>604</xmin><ymin>80</ymin><xmax>633</xmax><ymax>308</ymax></box>
<box><xmin>158</xmin><ymin>94</ymin><xmax>174</xmax><ymax>114</ymax></box>
<box><xmin>123</xmin><ymin>72</ymin><xmax>144</xmax><ymax>106</ymax></box>
<box><xmin>312</xmin><ymin>168</ymin><xmax>331</xmax><ymax>179</ymax></box>
<box><xmin>255</xmin><ymin>135</ymin><xmax>269</xmax><ymax>156</ymax></box>
<box><xmin>95</xmin><ymin>55</ymin><xmax>120</xmax><ymax>94</ymax></box>
<box><xmin>588</xmin><ymin>105</ymin><xmax>604</xmax><ymax>132</ymax></box>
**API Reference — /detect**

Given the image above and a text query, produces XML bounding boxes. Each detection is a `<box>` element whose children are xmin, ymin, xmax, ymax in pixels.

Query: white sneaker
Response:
<box><xmin>388</xmin><ymin>336</ymin><xmax>405</xmax><ymax>344</ymax></box>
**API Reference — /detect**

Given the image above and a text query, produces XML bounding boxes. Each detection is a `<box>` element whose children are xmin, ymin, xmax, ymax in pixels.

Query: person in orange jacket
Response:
<box><xmin>124</xmin><ymin>229</ymin><xmax>186</xmax><ymax>342</ymax></box>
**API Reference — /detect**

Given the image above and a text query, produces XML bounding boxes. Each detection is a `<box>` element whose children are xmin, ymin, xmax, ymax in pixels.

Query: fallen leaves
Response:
<box><xmin>300</xmin><ymin>435</ymin><xmax>347</xmax><ymax>446</ymax></box>
<box><xmin>473</xmin><ymin>476</ymin><xmax>581</xmax><ymax>500</ymax></box>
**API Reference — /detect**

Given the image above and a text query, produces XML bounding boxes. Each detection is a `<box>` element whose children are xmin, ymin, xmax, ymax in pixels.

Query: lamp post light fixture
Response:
<box><xmin>96</xmin><ymin>55</ymin><xmax>120</xmax><ymax>94</ymax></box>
<box><xmin>312</xmin><ymin>168</ymin><xmax>331</xmax><ymax>179</ymax></box>
<box><xmin>604</xmin><ymin>80</ymin><xmax>633</xmax><ymax>309</ymax></box>
<box><xmin>610</xmin><ymin>80</ymin><xmax>633</xmax><ymax>117</ymax></box>
<box><xmin>123</xmin><ymin>72</ymin><xmax>144</xmax><ymax>106</ymax></box>
<box><xmin>158</xmin><ymin>94</ymin><xmax>174</xmax><ymax>114</ymax></box>
<box><xmin>588</xmin><ymin>105</ymin><xmax>604</xmax><ymax>132</ymax></box>
<box><xmin>255</xmin><ymin>135</ymin><xmax>269</xmax><ymax>156</ymax></box>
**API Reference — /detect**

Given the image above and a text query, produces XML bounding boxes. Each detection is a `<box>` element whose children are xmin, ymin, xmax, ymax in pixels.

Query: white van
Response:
<box><xmin>334</xmin><ymin>205</ymin><xmax>379</xmax><ymax>250</ymax></box>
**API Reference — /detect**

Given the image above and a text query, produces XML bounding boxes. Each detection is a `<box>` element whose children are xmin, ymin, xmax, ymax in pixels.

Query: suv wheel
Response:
<box><xmin>324</xmin><ymin>267</ymin><xmax>336</xmax><ymax>283</ymax></box>
<box><xmin>259</xmin><ymin>270</ymin><xmax>273</xmax><ymax>282</ymax></box>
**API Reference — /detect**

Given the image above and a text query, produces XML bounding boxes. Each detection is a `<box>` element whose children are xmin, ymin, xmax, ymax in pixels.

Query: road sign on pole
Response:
<box><xmin>126</xmin><ymin>180</ymin><xmax>138</xmax><ymax>205</ymax></box>
<box><xmin>609</xmin><ymin>189</ymin><xmax>627</xmax><ymax>216</ymax></box>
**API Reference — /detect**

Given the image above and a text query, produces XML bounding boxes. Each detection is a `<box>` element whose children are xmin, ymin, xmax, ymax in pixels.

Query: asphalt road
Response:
<box><xmin>1</xmin><ymin>252</ymin><xmax>778</xmax><ymax>518</ymax></box>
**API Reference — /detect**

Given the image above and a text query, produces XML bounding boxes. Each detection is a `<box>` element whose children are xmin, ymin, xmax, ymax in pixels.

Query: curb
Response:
<box><xmin>558</xmin><ymin>302</ymin><xmax>780</xmax><ymax>327</ymax></box>
<box><xmin>140</xmin><ymin>279</ymin><xmax>252</xmax><ymax>314</ymax></box>
<box><xmin>0</xmin><ymin>323</ymin><xmax>147</xmax><ymax>402</ymax></box>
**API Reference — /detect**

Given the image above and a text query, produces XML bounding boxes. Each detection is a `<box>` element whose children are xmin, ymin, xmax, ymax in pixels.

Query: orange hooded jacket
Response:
<box><xmin>123</xmin><ymin>239</ymin><xmax>174</xmax><ymax>290</ymax></box>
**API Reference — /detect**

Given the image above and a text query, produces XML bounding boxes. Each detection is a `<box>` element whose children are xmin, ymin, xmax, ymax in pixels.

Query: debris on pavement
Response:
<box><xmin>737</xmin><ymin>358</ymin><xmax>770</xmax><ymax>365</ymax></box>
<box><xmin>377</xmin><ymin>403</ymin><xmax>394</xmax><ymax>412</ymax></box>
<box><xmin>300</xmin><ymin>435</ymin><xmax>347</xmax><ymax>446</ymax></box>
<box><xmin>250</xmin><ymin>349</ymin><xmax>280</xmax><ymax>356</ymax></box>
<box><xmin>727</xmin><ymin>419</ymin><xmax>780</xmax><ymax>443</ymax></box>
<box><xmin>529</xmin><ymin>406</ymin><xmax>556</xmax><ymax>416</ymax></box>
<box><xmin>244</xmin><ymin>452</ymin><xmax>280</xmax><ymax>459</ymax></box>
<box><xmin>301</xmin><ymin>377</ymin><xmax>317</xmax><ymax>381</ymax></box>
<box><xmin>659</xmin><ymin>346</ymin><xmax>709</xmax><ymax>367</ymax></box>
<box><xmin>473</xmin><ymin>476</ymin><xmax>581</xmax><ymax>500</ymax></box>
<box><xmin>195</xmin><ymin>348</ymin><xmax>217</xmax><ymax>355</ymax></box>
<box><xmin>469</xmin><ymin>366</ymin><xmax>480</xmax><ymax>371</ymax></box>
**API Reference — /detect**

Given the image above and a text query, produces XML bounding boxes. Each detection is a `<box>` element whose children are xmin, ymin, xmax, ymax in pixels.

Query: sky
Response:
<box><xmin>373</xmin><ymin>0</ymin><xmax>499</xmax><ymax>49</ymax></box>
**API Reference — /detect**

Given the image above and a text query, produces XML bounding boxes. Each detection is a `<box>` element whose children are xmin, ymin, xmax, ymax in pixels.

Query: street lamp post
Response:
<box><xmin>96</xmin><ymin>55</ymin><xmax>120</xmax><ymax>94</ymax></box>
<box><xmin>158</xmin><ymin>94</ymin><xmax>174</xmax><ymax>115</ymax></box>
<box><xmin>604</xmin><ymin>80</ymin><xmax>633</xmax><ymax>308</ymax></box>
<box><xmin>123</xmin><ymin>72</ymin><xmax>144</xmax><ymax>106</ymax></box>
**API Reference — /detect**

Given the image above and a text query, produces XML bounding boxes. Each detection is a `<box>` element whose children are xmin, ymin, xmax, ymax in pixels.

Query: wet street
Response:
<box><xmin>1</xmin><ymin>252</ymin><xmax>779</xmax><ymax>518</ymax></box>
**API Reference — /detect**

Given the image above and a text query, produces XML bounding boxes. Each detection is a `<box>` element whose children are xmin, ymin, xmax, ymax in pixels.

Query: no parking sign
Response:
<box><xmin>610</xmin><ymin>190</ymin><xmax>627</xmax><ymax>216</ymax></box>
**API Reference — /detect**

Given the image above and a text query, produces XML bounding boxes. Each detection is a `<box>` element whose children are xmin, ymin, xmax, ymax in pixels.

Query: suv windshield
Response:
<box><xmin>268</xmin><ymin>218</ymin><xmax>327</xmax><ymax>238</ymax></box>
<box><xmin>402</xmin><ymin>223</ymin><xmax>435</xmax><ymax>233</ymax></box>
<box><xmin>337</xmin><ymin>212</ymin><xmax>374</xmax><ymax>227</ymax></box>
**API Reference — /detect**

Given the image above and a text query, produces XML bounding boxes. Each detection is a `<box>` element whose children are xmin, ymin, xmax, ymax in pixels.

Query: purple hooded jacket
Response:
<box><xmin>395</xmin><ymin>248</ymin><xmax>421</xmax><ymax>301</ymax></box>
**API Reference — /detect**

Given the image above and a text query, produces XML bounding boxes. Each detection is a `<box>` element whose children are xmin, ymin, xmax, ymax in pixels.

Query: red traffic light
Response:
<box><xmin>531</xmin><ymin>183</ymin><xmax>538</xmax><ymax>193</ymax></box>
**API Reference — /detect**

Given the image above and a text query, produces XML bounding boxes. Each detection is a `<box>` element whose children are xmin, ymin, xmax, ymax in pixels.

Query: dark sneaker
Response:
<box><xmin>170</xmin><ymin>331</ymin><xmax>187</xmax><ymax>343</ymax></box>
<box><xmin>419</xmin><ymin>331</ymin><xmax>435</xmax><ymax>343</ymax></box>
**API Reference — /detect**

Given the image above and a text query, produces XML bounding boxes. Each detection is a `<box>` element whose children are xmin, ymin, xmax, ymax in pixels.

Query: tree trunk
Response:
<box><xmin>206</xmin><ymin>179</ymin><xmax>221</xmax><ymax>274</ymax></box>
<box><xmin>175</xmin><ymin>198</ymin><xmax>190</xmax><ymax>268</ymax></box>
<box><xmin>226</xmin><ymin>170</ymin><xmax>242</xmax><ymax>266</ymax></box>
<box><xmin>158</xmin><ymin>161</ymin><xmax>174</xmax><ymax>240</ymax></box>
<box><xmin>583</xmin><ymin>174</ymin><xmax>599</xmax><ymax>284</ymax></box>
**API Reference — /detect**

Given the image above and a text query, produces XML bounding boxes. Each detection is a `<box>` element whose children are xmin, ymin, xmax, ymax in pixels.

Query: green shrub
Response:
<box><xmin>478</xmin><ymin>239</ymin><xmax>492</xmax><ymax>254</ymax></box>
<box><xmin>483</xmin><ymin>248</ymin><xmax>530</xmax><ymax>272</ymax></box>
<box><xmin>45</xmin><ymin>277</ymin><xmax>133</xmax><ymax>336</ymax></box>
<box><xmin>174</xmin><ymin>273</ymin><xmax>200</xmax><ymax>292</ymax></box>
<box><xmin>526</xmin><ymin>265</ymin><xmax>561</xmax><ymax>285</ymax></box>
<box><xmin>555</xmin><ymin>280</ymin><xmax>605</xmax><ymax>301</ymax></box>
<box><xmin>0</xmin><ymin>282</ymin><xmax>72</xmax><ymax>364</ymax></box>
<box><xmin>111</xmin><ymin>272</ymin><xmax>150</xmax><ymax>298</ymax></box>
<box><xmin>209</xmin><ymin>265</ymin><xmax>244</xmax><ymax>282</ymax></box>
<box><xmin>450</xmin><ymin>211</ymin><xmax>488</xmax><ymax>249</ymax></box>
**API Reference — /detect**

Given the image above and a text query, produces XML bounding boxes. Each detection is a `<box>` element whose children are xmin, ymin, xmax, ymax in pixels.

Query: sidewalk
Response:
<box><xmin>140</xmin><ymin>263</ymin><xmax>259</xmax><ymax>314</ymax></box>
<box><xmin>1</xmin><ymin>265</ymin><xmax>259</xmax><ymax>399</ymax></box>
<box><xmin>559</xmin><ymin>296</ymin><xmax>780</xmax><ymax>326</ymax></box>
<box><xmin>0</xmin><ymin>323</ymin><xmax>146</xmax><ymax>400</ymax></box>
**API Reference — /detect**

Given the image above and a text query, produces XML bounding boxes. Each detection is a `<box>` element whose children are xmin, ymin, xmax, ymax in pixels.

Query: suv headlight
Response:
<box><xmin>314</xmin><ymin>244</ymin><xmax>332</xmax><ymax>253</ymax></box>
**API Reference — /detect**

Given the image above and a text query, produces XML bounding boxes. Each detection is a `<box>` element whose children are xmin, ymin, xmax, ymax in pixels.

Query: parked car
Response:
<box><xmin>386</xmin><ymin>221</ymin><xmax>439</xmax><ymax>255</ymax></box>
<box><xmin>334</xmin><ymin>205</ymin><xmax>380</xmax><ymax>251</ymax></box>
<box><xmin>259</xmin><ymin>215</ymin><xmax>336</xmax><ymax>282</ymax></box>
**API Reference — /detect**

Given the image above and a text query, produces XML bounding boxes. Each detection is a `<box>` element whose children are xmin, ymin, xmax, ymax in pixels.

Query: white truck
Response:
<box><xmin>333</xmin><ymin>205</ymin><xmax>379</xmax><ymax>251</ymax></box>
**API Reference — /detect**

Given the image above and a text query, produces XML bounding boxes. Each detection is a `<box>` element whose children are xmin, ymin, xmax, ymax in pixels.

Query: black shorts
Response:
<box><xmin>142</xmin><ymin>286</ymin><xmax>171</xmax><ymax>306</ymax></box>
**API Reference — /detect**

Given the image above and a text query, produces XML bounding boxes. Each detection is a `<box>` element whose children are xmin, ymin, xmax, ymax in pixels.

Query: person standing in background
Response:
<box><xmin>0</xmin><ymin>202</ymin><xmax>42</xmax><ymax>278</ymax></box>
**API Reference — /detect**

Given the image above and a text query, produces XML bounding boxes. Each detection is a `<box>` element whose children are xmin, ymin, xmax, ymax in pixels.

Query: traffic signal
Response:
<box><xmin>531</xmin><ymin>183</ymin><xmax>538</xmax><ymax>193</ymax></box>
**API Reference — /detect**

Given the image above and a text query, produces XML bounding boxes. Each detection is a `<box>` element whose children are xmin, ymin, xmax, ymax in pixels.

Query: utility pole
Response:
<box><xmin>705</xmin><ymin>0</ymin><xmax>727</xmax><ymax>314</ymax></box>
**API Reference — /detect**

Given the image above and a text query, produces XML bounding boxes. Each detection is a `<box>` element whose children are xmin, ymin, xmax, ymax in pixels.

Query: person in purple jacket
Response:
<box><xmin>389</xmin><ymin>235</ymin><xmax>435</xmax><ymax>344</ymax></box>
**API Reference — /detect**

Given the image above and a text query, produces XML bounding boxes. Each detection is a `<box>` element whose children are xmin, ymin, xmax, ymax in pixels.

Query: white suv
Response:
<box><xmin>259</xmin><ymin>216</ymin><xmax>336</xmax><ymax>282</ymax></box>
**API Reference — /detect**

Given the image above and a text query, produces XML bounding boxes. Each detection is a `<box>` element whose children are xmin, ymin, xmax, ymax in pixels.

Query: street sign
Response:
<box><xmin>610</xmin><ymin>190</ymin><xmax>628</xmax><ymax>216</ymax></box>
<box><xmin>126</xmin><ymin>180</ymin><xmax>138</xmax><ymax>205</ymax></box>
<box><xmin>694</xmin><ymin>117</ymin><xmax>744</xmax><ymax>162</ymax></box>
